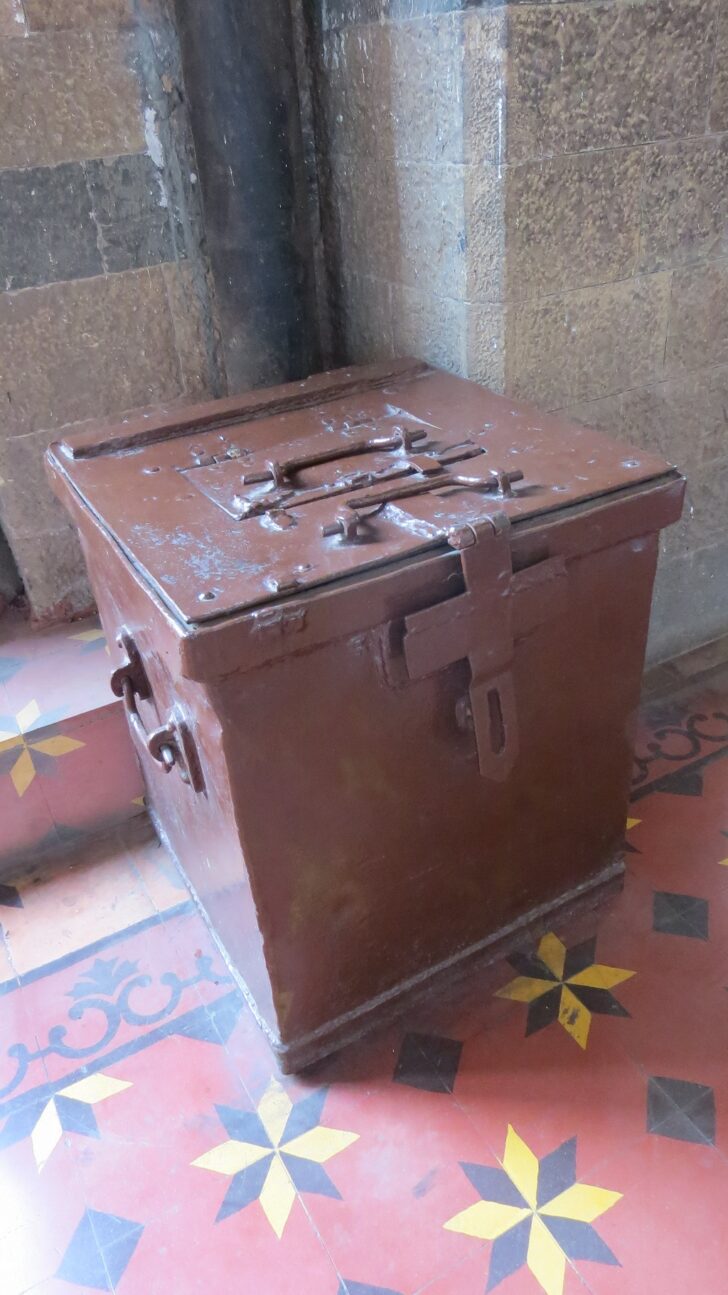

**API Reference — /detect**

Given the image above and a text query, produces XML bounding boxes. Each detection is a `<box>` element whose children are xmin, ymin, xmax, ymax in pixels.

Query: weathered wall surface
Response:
<box><xmin>315</xmin><ymin>0</ymin><xmax>728</xmax><ymax>663</ymax></box>
<box><xmin>318</xmin><ymin>3</ymin><xmax>479</xmax><ymax>372</ymax></box>
<box><xmin>499</xmin><ymin>0</ymin><xmax>727</xmax><ymax>663</ymax></box>
<box><xmin>0</xmin><ymin>0</ymin><xmax>224</xmax><ymax>622</ymax></box>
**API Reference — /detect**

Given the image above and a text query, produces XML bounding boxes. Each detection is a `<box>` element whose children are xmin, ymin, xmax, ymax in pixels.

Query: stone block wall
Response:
<box><xmin>502</xmin><ymin>0</ymin><xmax>728</xmax><ymax>663</ymax></box>
<box><xmin>315</xmin><ymin>0</ymin><xmax>728</xmax><ymax>663</ymax></box>
<box><xmin>318</xmin><ymin>3</ymin><xmax>479</xmax><ymax>372</ymax></box>
<box><xmin>0</xmin><ymin>0</ymin><xmax>224</xmax><ymax>623</ymax></box>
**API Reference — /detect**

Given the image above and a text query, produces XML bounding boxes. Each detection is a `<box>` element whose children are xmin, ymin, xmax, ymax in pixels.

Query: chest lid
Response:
<box><xmin>50</xmin><ymin>359</ymin><xmax>681</xmax><ymax>626</ymax></box>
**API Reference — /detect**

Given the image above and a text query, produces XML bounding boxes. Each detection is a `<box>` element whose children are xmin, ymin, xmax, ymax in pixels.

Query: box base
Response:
<box><xmin>274</xmin><ymin>857</ymin><xmax>625</xmax><ymax>1073</ymax></box>
<box><xmin>153</xmin><ymin>801</ymin><xmax>624</xmax><ymax>1074</ymax></box>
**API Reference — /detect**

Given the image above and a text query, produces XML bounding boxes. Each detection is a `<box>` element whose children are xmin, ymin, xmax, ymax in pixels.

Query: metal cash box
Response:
<box><xmin>47</xmin><ymin>359</ymin><xmax>684</xmax><ymax>1071</ymax></box>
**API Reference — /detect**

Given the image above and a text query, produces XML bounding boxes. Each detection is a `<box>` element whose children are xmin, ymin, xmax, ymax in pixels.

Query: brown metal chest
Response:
<box><xmin>47</xmin><ymin>359</ymin><xmax>684</xmax><ymax>1071</ymax></box>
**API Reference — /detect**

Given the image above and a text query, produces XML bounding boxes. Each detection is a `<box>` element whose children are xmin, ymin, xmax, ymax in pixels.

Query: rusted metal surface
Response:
<box><xmin>54</xmin><ymin>360</ymin><xmax>677</xmax><ymax>627</ymax></box>
<box><xmin>47</xmin><ymin>360</ymin><xmax>685</xmax><ymax>1071</ymax></box>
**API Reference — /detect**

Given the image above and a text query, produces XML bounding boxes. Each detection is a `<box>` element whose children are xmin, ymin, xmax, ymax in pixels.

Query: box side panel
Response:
<box><xmin>217</xmin><ymin>528</ymin><xmax>659</xmax><ymax>1048</ymax></box>
<box><xmin>57</xmin><ymin>487</ymin><xmax>277</xmax><ymax>1032</ymax></box>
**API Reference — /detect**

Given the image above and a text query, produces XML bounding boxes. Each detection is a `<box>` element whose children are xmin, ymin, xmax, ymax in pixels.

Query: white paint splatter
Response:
<box><xmin>155</xmin><ymin>172</ymin><xmax>169</xmax><ymax>209</ymax></box>
<box><xmin>496</xmin><ymin>93</ymin><xmax>504</xmax><ymax>180</ymax></box>
<box><xmin>144</xmin><ymin>107</ymin><xmax>165</xmax><ymax>169</ymax></box>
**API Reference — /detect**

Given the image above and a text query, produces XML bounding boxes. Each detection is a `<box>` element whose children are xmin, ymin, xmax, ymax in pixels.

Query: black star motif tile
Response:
<box><xmin>653</xmin><ymin>892</ymin><xmax>709</xmax><ymax>939</ymax></box>
<box><xmin>654</xmin><ymin>766</ymin><xmax>705</xmax><ymax>797</ymax></box>
<box><xmin>445</xmin><ymin>1130</ymin><xmax>620</xmax><ymax>1288</ymax></box>
<box><xmin>170</xmin><ymin>994</ymin><xmax>243</xmax><ymax>1045</ymax></box>
<box><xmin>0</xmin><ymin>882</ymin><xmax>22</xmax><ymax>908</ymax></box>
<box><xmin>57</xmin><ymin>1208</ymin><xmax>144</xmax><ymax>1290</ymax></box>
<box><xmin>393</xmin><ymin>1032</ymin><xmax>463</xmax><ymax>1093</ymax></box>
<box><xmin>496</xmin><ymin>933</ymin><xmax>633</xmax><ymax>1049</ymax></box>
<box><xmin>0</xmin><ymin>655</ymin><xmax>23</xmax><ymax>685</ymax></box>
<box><xmin>647</xmin><ymin>1076</ymin><xmax>716</xmax><ymax>1145</ymax></box>
<box><xmin>54</xmin><ymin>1096</ymin><xmax>101</xmax><ymax>1139</ymax></box>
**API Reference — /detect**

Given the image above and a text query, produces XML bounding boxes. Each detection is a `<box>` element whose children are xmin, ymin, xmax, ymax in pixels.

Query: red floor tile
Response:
<box><xmin>422</xmin><ymin>1249</ymin><xmax>591</xmax><ymax>1295</ymax></box>
<box><xmin>0</xmin><ymin>634</ymin><xmax>111</xmax><ymax>725</ymax></box>
<box><xmin>122</xmin><ymin>1181</ymin><xmax>341</xmax><ymax>1295</ymax></box>
<box><xmin>0</xmin><ymin>1138</ymin><xmax>84</xmax><ymax>1292</ymax></box>
<box><xmin>0</xmin><ymin>612</ymin><xmax>142</xmax><ymax>866</ymax></box>
<box><xmin>0</xmin><ymin>768</ymin><xmax>56</xmax><ymax>864</ymax></box>
<box><xmin>3</xmin><ymin>668</ymin><xmax>728</xmax><ymax>1294</ymax></box>
<box><xmin>39</xmin><ymin>705</ymin><xmax>143</xmax><ymax>838</ymax></box>
<box><xmin>575</xmin><ymin>1133</ymin><xmax>728</xmax><ymax>1294</ymax></box>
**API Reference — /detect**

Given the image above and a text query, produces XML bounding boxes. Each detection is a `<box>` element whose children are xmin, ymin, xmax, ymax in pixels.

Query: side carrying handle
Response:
<box><xmin>110</xmin><ymin>631</ymin><xmax>203</xmax><ymax>792</ymax></box>
<box><xmin>119</xmin><ymin>676</ymin><xmax>176</xmax><ymax>772</ymax></box>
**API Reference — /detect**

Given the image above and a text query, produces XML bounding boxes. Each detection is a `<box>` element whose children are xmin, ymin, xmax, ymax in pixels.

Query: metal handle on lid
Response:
<box><xmin>242</xmin><ymin>426</ymin><xmax>430</xmax><ymax>486</ymax></box>
<box><xmin>347</xmin><ymin>467</ymin><xmax>524</xmax><ymax>512</ymax></box>
<box><xmin>235</xmin><ymin>441</ymin><xmax>489</xmax><ymax>519</ymax></box>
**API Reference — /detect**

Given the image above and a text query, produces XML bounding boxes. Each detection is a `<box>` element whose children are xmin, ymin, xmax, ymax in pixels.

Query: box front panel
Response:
<box><xmin>217</xmin><ymin>531</ymin><xmax>658</xmax><ymax>1047</ymax></box>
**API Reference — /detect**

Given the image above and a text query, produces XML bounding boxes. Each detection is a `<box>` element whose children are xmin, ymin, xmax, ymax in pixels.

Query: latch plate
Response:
<box><xmin>402</xmin><ymin>513</ymin><xmax>518</xmax><ymax>781</ymax></box>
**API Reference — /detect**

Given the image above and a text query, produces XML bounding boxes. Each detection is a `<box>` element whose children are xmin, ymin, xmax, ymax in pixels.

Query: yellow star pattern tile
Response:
<box><xmin>70</xmin><ymin>628</ymin><xmax>105</xmax><ymax>644</ymax></box>
<box><xmin>496</xmin><ymin>933</ymin><xmax>634</xmax><ymax>1048</ymax></box>
<box><xmin>0</xmin><ymin>700</ymin><xmax>84</xmax><ymax>797</ymax></box>
<box><xmin>69</xmin><ymin>627</ymin><xmax>109</xmax><ymax>655</ymax></box>
<box><xmin>31</xmin><ymin>1072</ymin><xmax>132</xmax><ymax>1171</ymax></box>
<box><xmin>444</xmin><ymin>1126</ymin><xmax>621</xmax><ymax>1295</ymax></box>
<box><xmin>193</xmin><ymin>1077</ymin><xmax>359</xmax><ymax>1237</ymax></box>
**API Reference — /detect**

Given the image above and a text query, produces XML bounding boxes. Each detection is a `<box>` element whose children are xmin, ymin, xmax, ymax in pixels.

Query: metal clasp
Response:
<box><xmin>401</xmin><ymin>514</ymin><xmax>519</xmax><ymax>781</ymax></box>
<box><xmin>321</xmin><ymin>503</ymin><xmax>384</xmax><ymax>543</ymax></box>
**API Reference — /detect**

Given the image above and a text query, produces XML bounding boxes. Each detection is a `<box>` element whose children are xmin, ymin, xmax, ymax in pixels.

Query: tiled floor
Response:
<box><xmin>0</xmin><ymin>611</ymin><xmax>143</xmax><ymax>865</ymax></box>
<box><xmin>2</xmin><ymin>672</ymin><xmax>728</xmax><ymax>1295</ymax></box>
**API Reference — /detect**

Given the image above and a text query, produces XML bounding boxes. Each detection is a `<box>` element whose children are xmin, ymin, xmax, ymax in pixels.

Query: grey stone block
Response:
<box><xmin>16</xmin><ymin>525</ymin><xmax>94</xmax><ymax>624</ymax></box>
<box><xmin>666</xmin><ymin>259</ymin><xmax>728</xmax><ymax>374</ymax></box>
<box><xmin>505</xmin><ymin>273</ymin><xmax>671</xmax><ymax>409</ymax></box>
<box><xmin>320</xmin><ymin>0</ymin><xmax>466</xmax><ymax>31</ymax></box>
<box><xmin>709</xmin><ymin>0</ymin><xmax>728</xmax><ymax>130</ymax></box>
<box><xmin>85</xmin><ymin>153</ymin><xmax>179</xmax><ymax>273</ymax></box>
<box><xmin>0</xmin><ymin>267</ymin><xmax>184</xmax><ymax>437</ymax></box>
<box><xmin>0</xmin><ymin>163</ymin><xmax>101</xmax><ymax>292</ymax></box>
<box><xmin>0</xmin><ymin>30</ymin><xmax>144</xmax><ymax>170</ymax></box>
<box><xmin>0</xmin><ymin>527</ymin><xmax>21</xmax><ymax>604</ymax></box>
<box><xmin>505</xmin><ymin>149</ymin><xmax>642</xmax><ymax>299</ymax></box>
<box><xmin>563</xmin><ymin>365</ymin><xmax>728</xmax><ymax>475</ymax></box>
<box><xmin>639</xmin><ymin>138</ymin><xmax>728</xmax><ymax>273</ymax></box>
<box><xmin>647</xmin><ymin>535</ymin><xmax>728</xmax><ymax>665</ymax></box>
<box><xmin>391</xmin><ymin>282</ymin><xmax>466</xmax><ymax>373</ymax></box>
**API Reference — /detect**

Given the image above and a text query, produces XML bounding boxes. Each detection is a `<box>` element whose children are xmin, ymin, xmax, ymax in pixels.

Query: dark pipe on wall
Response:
<box><xmin>174</xmin><ymin>0</ymin><xmax>321</xmax><ymax>391</ymax></box>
